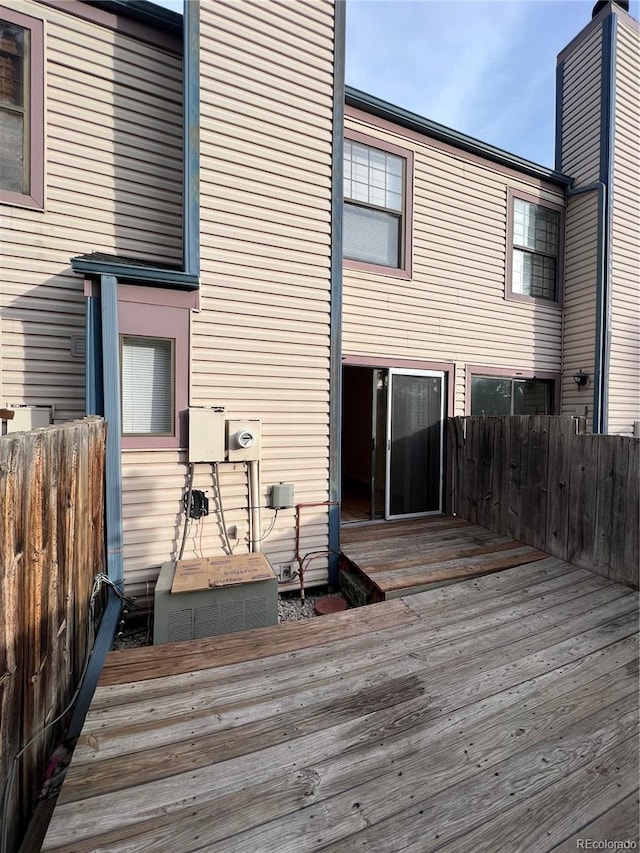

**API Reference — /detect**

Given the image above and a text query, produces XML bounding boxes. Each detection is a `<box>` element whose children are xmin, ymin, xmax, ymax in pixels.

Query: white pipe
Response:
<box><xmin>248</xmin><ymin>460</ymin><xmax>261</xmax><ymax>553</ymax></box>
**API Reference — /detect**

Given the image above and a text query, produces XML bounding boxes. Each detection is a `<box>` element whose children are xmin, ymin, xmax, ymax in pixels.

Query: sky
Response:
<box><xmin>154</xmin><ymin>0</ymin><xmax>639</xmax><ymax>168</ymax></box>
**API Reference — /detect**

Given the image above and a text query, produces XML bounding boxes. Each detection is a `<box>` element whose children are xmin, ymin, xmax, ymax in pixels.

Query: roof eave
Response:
<box><xmin>86</xmin><ymin>0</ymin><xmax>183</xmax><ymax>36</ymax></box>
<box><xmin>346</xmin><ymin>86</ymin><xmax>573</xmax><ymax>188</ymax></box>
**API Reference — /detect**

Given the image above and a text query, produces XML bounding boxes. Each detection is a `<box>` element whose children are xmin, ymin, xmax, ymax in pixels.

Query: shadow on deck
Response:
<box><xmin>339</xmin><ymin>515</ymin><xmax>548</xmax><ymax>603</ymax></box>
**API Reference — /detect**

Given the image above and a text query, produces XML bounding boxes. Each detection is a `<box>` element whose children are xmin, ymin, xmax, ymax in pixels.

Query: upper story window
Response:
<box><xmin>343</xmin><ymin>131</ymin><xmax>413</xmax><ymax>278</ymax></box>
<box><xmin>506</xmin><ymin>190</ymin><xmax>564</xmax><ymax>306</ymax></box>
<box><xmin>0</xmin><ymin>8</ymin><xmax>44</xmax><ymax>208</ymax></box>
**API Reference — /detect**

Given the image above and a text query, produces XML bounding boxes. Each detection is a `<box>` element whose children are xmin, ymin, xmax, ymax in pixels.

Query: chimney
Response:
<box><xmin>592</xmin><ymin>0</ymin><xmax>629</xmax><ymax>18</ymax></box>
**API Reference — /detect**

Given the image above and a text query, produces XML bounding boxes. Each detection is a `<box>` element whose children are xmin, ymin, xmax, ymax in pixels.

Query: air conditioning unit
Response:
<box><xmin>153</xmin><ymin>559</ymin><xmax>278</xmax><ymax>645</ymax></box>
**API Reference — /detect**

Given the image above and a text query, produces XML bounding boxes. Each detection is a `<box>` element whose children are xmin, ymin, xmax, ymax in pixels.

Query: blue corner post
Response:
<box><xmin>100</xmin><ymin>275</ymin><xmax>124</xmax><ymax>588</ymax></box>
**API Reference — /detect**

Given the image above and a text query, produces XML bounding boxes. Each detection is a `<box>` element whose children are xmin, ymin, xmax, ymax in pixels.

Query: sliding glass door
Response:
<box><xmin>385</xmin><ymin>369</ymin><xmax>444</xmax><ymax>519</ymax></box>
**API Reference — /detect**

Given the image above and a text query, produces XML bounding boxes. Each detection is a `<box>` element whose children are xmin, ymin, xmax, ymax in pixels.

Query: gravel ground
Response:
<box><xmin>112</xmin><ymin>587</ymin><xmax>348</xmax><ymax>650</ymax></box>
<box><xmin>278</xmin><ymin>587</ymin><xmax>346</xmax><ymax>622</ymax></box>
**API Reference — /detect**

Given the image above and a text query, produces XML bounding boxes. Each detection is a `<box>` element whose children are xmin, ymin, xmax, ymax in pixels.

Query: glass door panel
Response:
<box><xmin>385</xmin><ymin>370</ymin><xmax>444</xmax><ymax>518</ymax></box>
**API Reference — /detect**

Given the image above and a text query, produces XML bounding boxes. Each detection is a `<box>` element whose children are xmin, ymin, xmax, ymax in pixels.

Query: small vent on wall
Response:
<box><xmin>70</xmin><ymin>334</ymin><xmax>86</xmax><ymax>359</ymax></box>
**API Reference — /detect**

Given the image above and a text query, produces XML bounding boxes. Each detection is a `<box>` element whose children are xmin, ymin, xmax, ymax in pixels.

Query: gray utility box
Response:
<box><xmin>153</xmin><ymin>561</ymin><xmax>278</xmax><ymax>645</ymax></box>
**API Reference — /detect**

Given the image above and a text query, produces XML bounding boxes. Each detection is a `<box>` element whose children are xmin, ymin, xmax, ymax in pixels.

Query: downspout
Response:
<box><xmin>100</xmin><ymin>275</ymin><xmax>124</xmax><ymax>587</ymax></box>
<box><xmin>183</xmin><ymin>0</ymin><xmax>200</xmax><ymax>277</ymax></box>
<box><xmin>328</xmin><ymin>0</ymin><xmax>346</xmax><ymax>587</ymax></box>
<box><xmin>85</xmin><ymin>294</ymin><xmax>103</xmax><ymax>416</ymax></box>
<box><xmin>598</xmin><ymin>12</ymin><xmax>617</xmax><ymax>435</ymax></box>
<box><xmin>565</xmin><ymin>181</ymin><xmax>607</xmax><ymax>434</ymax></box>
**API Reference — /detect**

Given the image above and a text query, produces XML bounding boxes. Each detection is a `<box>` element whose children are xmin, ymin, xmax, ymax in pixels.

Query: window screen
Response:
<box><xmin>344</xmin><ymin>204</ymin><xmax>400</xmax><ymax>267</ymax></box>
<box><xmin>121</xmin><ymin>336</ymin><xmax>174</xmax><ymax>435</ymax></box>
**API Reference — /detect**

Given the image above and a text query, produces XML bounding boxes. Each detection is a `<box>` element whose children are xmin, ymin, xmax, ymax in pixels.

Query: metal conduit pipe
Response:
<box><xmin>248</xmin><ymin>460</ymin><xmax>261</xmax><ymax>553</ymax></box>
<box><xmin>294</xmin><ymin>501</ymin><xmax>340</xmax><ymax>600</ymax></box>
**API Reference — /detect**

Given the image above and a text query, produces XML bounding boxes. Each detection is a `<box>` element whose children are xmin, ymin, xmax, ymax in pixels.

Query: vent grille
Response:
<box><xmin>245</xmin><ymin>598</ymin><xmax>268</xmax><ymax>629</ymax></box>
<box><xmin>167</xmin><ymin>609</ymin><xmax>194</xmax><ymax>643</ymax></box>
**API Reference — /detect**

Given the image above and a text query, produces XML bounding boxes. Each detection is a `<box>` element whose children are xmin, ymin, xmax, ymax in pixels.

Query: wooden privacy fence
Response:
<box><xmin>0</xmin><ymin>418</ymin><xmax>105</xmax><ymax>853</ymax></box>
<box><xmin>448</xmin><ymin>415</ymin><xmax>639</xmax><ymax>587</ymax></box>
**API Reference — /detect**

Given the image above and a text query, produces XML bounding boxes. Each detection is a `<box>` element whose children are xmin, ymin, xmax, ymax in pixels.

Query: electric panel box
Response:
<box><xmin>188</xmin><ymin>407</ymin><xmax>225</xmax><ymax>463</ymax></box>
<box><xmin>271</xmin><ymin>483</ymin><xmax>295</xmax><ymax>509</ymax></box>
<box><xmin>153</xmin><ymin>558</ymin><xmax>278</xmax><ymax>645</ymax></box>
<box><xmin>226</xmin><ymin>419</ymin><xmax>261</xmax><ymax>462</ymax></box>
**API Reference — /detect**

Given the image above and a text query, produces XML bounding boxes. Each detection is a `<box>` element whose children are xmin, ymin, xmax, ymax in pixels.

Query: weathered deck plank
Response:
<box><xmin>549</xmin><ymin>790</ymin><xmax>640</xmax><ymax>853</ymax></box>
<box><xmin>42</xmin><ymin>555</ymin><xmax>639</xmax><ymax>853</ymax></box>
<box><xmin>341</xmin><ymin>516</ymin><xmax>552</xmax><ymax>599</ymax></box>
<box><xmin>99</xmin><ymin>597</ymin><xmax>415</xmax><ymax>686</ymax></box>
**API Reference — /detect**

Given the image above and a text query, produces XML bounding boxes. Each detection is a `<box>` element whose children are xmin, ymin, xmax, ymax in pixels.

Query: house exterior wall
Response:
<box><xmin>121</xmin><ymin>0</ymin><xmax>339</xmax><ymax>601</ymax></box>
<box><xmin>343</xmin><ymin>108</ymin><xmax>566</xmax><ymax>416</ymax></box>
<box><xmin>608</xmin><ymin>15</ymin><xmax>640</xmax><ymax>436</ymax></box>
<box><xmin>558</xmin><ymin>25</ymin><xmax>602</xmax><ymax>185</ymax></box>
<box><xmin>561</xmin><ymin>192</ymin><xmax>598</xmax><ymax>427</ymax></box>
<box><xmin>0</xmin><ymin>0</ymin><xmax>183</xmax><ymax>423</ymax></box>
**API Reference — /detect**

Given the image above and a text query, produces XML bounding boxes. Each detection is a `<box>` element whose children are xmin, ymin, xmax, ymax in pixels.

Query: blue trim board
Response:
<box><xmin>183</xmin><ymin>0</ymin><xmax>200</xmax><ymax>277</ymax></box>
<box><xmin>328</xmin><ymin>0</ymin><xmax>346</xmax><ymax>587</ymax></box>
<box><xmin>66</xmin><ymin>586</ymin><xmax>122</xmax><ymax>740</ymax></box>
<box><xmin>85</xmin><ymin>296</ymin><xmax>104</xmax><ymax>417</ymax></box>
<box><xmin>100</xmin><ymin>275</ymin><xmax>124</xmax><ymax>588</ymax></box>
<box><xmin>72</xmin><ymin>256</ymin><xmax>198</xmax><ymax>290</ymax></box>
<box><xmin>554</xmin><ymin>60</ymin><xmax>565</xmax><ymax>172</ymax></box>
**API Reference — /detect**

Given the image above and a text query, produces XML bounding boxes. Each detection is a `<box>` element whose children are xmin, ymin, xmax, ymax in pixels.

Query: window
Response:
<box><xmin>0</xmin><ymin>8</ymin><xmax>44</xmax><ymax>207</ymax></box>
<box><xmin>343</xmin><ymin>131</ymin><xmax>412</xmax><ymax>277</ymax></box>
<box><xmin>118</xmin><ymin>292</ymin><xmax>190</xmax><ymax>450</ymax></box>
<box><xmin>471</xmin><ymin>377</ymin><xmax>553</xmax><ymax>416</ymax></box>
<box><xmin>506</xmin><ymin>191</ymin><xmax>563</xmax><ymax>305</ymax></box>
<box><xmin>121</xmin><ymin>336</ymin><xmax>174</xmax><ymax>436</ymax></box>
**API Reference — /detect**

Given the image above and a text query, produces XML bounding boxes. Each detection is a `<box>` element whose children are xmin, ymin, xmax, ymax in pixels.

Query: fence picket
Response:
<box><xmin>0</xmin><ymin>418</ymin><xmax>105</xmax><ymax>853</ymax></box>
<box><xmin>450</xmin><ymin>416</ymin><xmax>638</xmax><ymax>588</ymax></box>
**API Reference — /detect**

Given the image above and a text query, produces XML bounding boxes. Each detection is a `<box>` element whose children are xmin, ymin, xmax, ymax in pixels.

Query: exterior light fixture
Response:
<box><xmin>572</xmin><ymin>369</ymin><xmax>589</xmax><ymax>389</ymax></box>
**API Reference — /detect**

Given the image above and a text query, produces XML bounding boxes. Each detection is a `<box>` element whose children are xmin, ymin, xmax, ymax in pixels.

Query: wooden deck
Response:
<box><xmin>42</xmin><ymin>559</ymin><xmax>639</xmax><ymax>852</ymax></box>
<box><xmin>340</xmin><ymin>515</ymin><xmax>550</xmax><ymax>602</ymax></box>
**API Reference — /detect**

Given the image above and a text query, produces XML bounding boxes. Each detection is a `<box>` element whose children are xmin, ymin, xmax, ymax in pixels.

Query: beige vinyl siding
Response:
<box><xmin>0</xmin><ymin>0</ymin><xmax>182</xmax><ymax>422</ymax></box>
<box><xmin>121</xmin><ymin>450</ymin><xmax>187</xmax><ymax>606</ymax></box>
<box><xmin>608</xmin><ymin>19</ymin><xmax>640</xmax><ymax>435</ymax></box>
<box><xmin>560</xmin><ymin>26</ymin><xmax>602</xmax><ymax>185</ymax></box>
<box><xmin>560</xmin><ymin>192</ymin><xmax>599</xmax><ymax>427</ymax></box>
<box><xmin>343</xmin><ymin>113</ymin><xmax>565</xmax><ymax>416</ymax></box>
<box><xmin>121</xmin><ymin>453</ymin><xmax>315</xmax><ymax>608</ymax></box>
<box><xmin>131</xmin><ymin>0</ymin><xmax>335</xmax><ymax>593</ymax></box>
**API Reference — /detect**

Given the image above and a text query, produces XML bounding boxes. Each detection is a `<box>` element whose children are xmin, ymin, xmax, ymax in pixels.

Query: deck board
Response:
<box><xmin>42</xmin><ymin>556</ymin><xmax>639</xmax><ymax>852</ymax></box>
<box><xmin>340</xmin><ymin>516</ymin><xmax>552</xmax><ymax>600</ymax></box>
